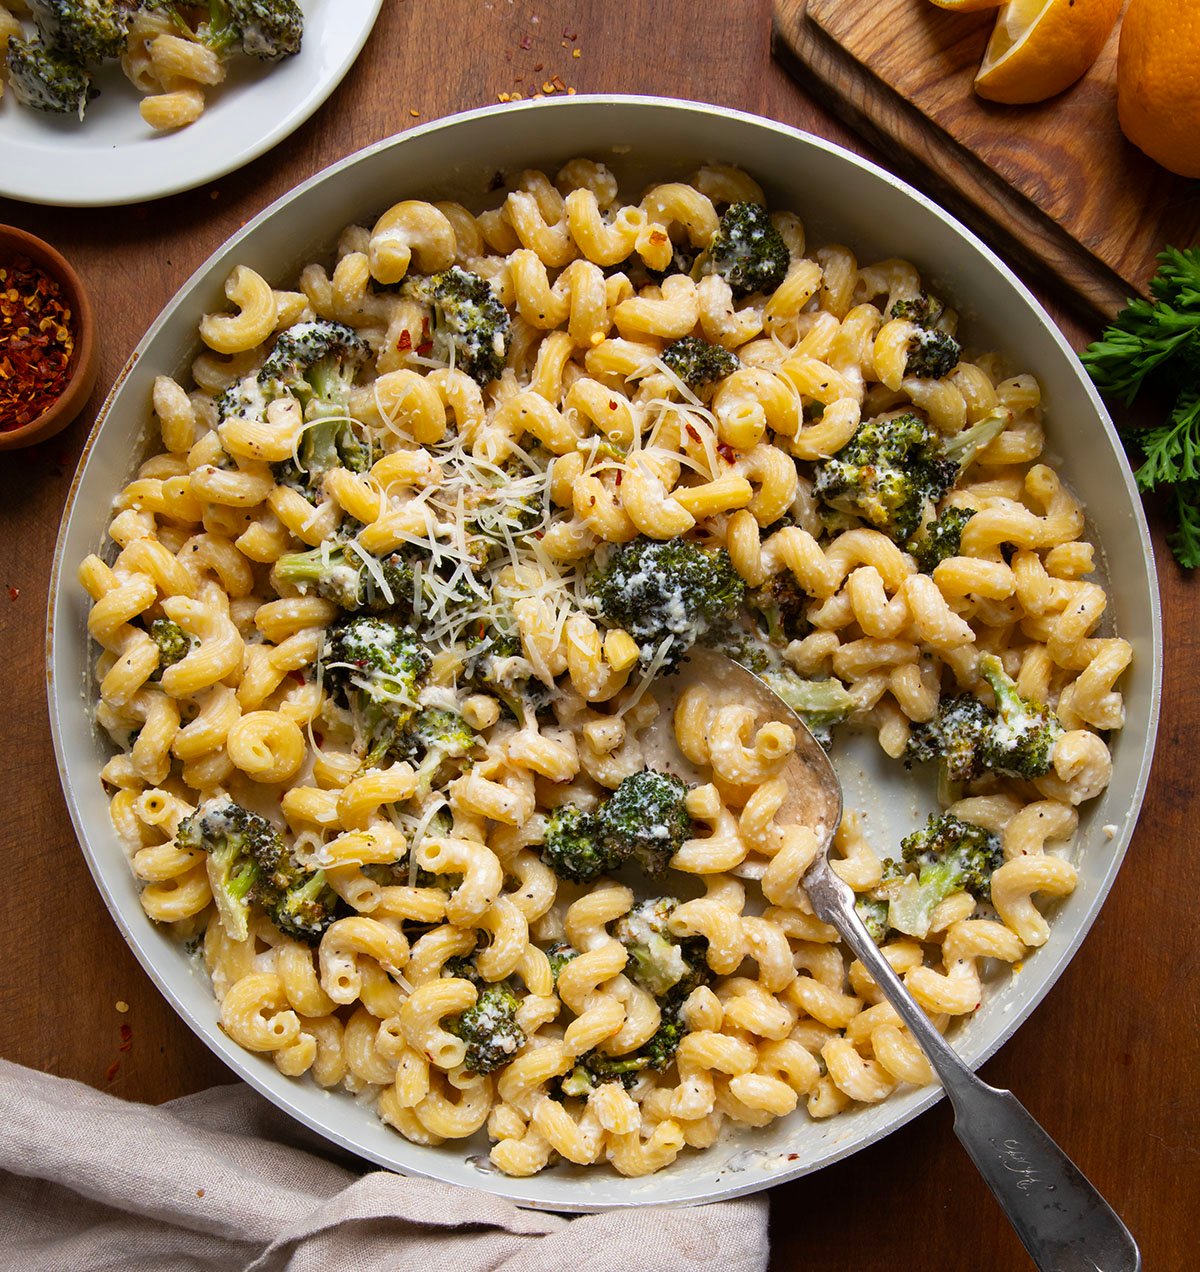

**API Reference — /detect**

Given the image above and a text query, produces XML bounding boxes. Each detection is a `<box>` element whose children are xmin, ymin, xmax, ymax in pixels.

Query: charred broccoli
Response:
<box><xmin>254</xmin><ymin>320</ymin><xmax>370</xmax><ymax>495</ymax></box>
<box><xmin>977</xmin><ymin>653</ymin><xmax>1062</xmax><ymax>779</ymax></box>
<box><xmin>880</xmin><ymin>812</ymin><xmax>1003</xmax><ymax>939</ymax></box>
<box><xmin>540</xmin><ymin>805</ymin><xmax>613</xmax><ymax>883</ymax></box>
<box><xmin>759</xmin><ymin>668</ymin><xmax>855</xmax><ymax>749</ymax></box>
<box><xmin>176</xmin><ymin>797</ymin><xmax>337</xmax><ymax>945</ymax></box>
<box><xmin>746</xmin><ymin>570</ymin><xmax>810</xmax><ymax>645</ymax></box>
<box><xmin>274</xmin><ymin>542</ymin><xmax>413</xmax><ymax>614</ymax></box>
<box><xmin>146</xmin><ymin>0</ymin><xmax>302</xmax><ymax>61</ymax></box>
<box><xmin>660</xmin><ymin>336</ymin><xmax>738</xmax><ymax>390</ymax></box>
<box><xmin>905</xmin><ymin>328</ymin><xmax>961</xmax><ymax>380</ymax></box>
<box><xmin>150</xmin><ymin>617</ymin><xmax>193</xmax><ymax>673</ymax></box>
<box><xmin>322</xmin><ymin>616</ymin><xmax>431</xmax><ymax>765</ymax></box>
<box><xmin>699</xmin><ymin>202</ymin><xmax>790</xmax><ymax>297</ymax></box>
<box><xmin>464</xmin><ymin>623</ymin><xmax>551</xmax><ymax>728</ymax></box>
<box><xmin>28</xmin><ymin>0</ymin><xmax>127</xmax><ymax>63</ymax></box>
<box><xmin>404</xmin><ymin>266</ymin><xmax>511</xmax><ymax>386</ymax></box>
<box><xmin>596</xmin><ymin>769</ymin><xmax>692</xmax><ymax>878</ymax></box>
<box><xmin>448</xmin><ymin>981</ymin><xmax>526</xmax><ymax>1074</ymax></box>
<box><xmin>905</xmin><ymin>656</ymin><xmax>1061</xmax><ymax>784</ymax></box>
<box><xmin>613</xmin><ymin>898</ymin><xmax>706</xmax><ymax>998</ymax></box>
<box><xmin>905</xmin><ymin>692</ymin><xmax>994</xmax><ymax>783</ymax></box>
<box><xmin>5</xmin><ymin>37</ymin><xmax>91</xmax><ymax>115</ymax></box>
<box><xmin>890</xmin><ymin>293</ymin><xmax>946</xmax><ymax>328</ymax></box>
<box><xmin>589</xmin><ymin>536</ymin><xmax>744</xmax><ymax>668</ymax></box>
<box><xmin>813</xmin><ymin>411</ymin><xmax>958</xmax><ymax>544</ymax></box>
<box><xmin>908</xmin><ymin>506</ymin><xmax>976</xmax><ymax>573</ymax></box>
<box><xmin>393</xmin><ymin>706</ymin><xmax>479</xmax><ymax>788</ymax></box>
<box><xmin>546</xmin><ymin>941</ymin><xmax>579</xmax><ymax>985</ymax></box>
<box><xmin>855</xmin><ymin>896</ymin><xmax>891</xmax><ymax>944</ymax></box>
<box><xmin>176</xmin><ymin>798</ymin><xmax>278</xmax><ymax>942</ymax></box>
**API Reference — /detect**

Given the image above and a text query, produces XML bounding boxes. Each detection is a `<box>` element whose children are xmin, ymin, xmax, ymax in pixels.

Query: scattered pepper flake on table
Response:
<box><xmin>0</xmin><ymin>254</ymin><xmax>76</xmax><ymax>433</ymax></box>
<box><xmin>7</xmin><ymin>586</ymin><xmax>19</xmax><ymax>601</ymax></box>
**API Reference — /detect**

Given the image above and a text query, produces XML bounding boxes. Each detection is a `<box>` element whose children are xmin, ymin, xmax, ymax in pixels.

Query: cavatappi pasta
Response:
<box><xmin>82</xmin><ymin>160</ymin><xmax>1130</xmax><ymax>1178</ymax></box>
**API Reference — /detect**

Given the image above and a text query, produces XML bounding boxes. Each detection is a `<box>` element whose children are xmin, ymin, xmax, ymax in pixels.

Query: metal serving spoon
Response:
<box><xmin>655</xmin><ymin>650</ymin><xmax>1140</xmax><ymax>1272</ymax></box>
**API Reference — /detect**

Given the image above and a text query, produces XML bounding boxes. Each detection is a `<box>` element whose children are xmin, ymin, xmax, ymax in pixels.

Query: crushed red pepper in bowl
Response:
<box><xmin>0</xmin><ymin>254</ymin><xmax>77</xmax><ymax>433</ymax></box>
<box><xmin>0</xmin><ymin>224</ymin><xmax>97</xmax><ymax>452</ymax></box>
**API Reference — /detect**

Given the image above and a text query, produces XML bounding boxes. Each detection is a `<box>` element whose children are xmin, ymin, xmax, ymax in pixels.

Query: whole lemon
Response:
<box><xmin>1118</xmin><ymin>0</ymin><xmax>1200</xmax><ymax>177</ymax></box>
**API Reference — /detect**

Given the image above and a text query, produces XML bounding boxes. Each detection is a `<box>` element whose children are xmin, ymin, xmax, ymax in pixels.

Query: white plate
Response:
<box><xmin>0</xmin><ymin>0</ymin><xmax>383</xmax><ymax>206</ymax></box>
<box><xmin>48</xmin><ymin>97</ymin><xmax>1162</xmax><ymax>1211</ymax></box>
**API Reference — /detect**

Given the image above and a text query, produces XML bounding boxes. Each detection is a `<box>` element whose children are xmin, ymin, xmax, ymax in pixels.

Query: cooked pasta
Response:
<box><xmin>81</xmin><ymin>161</ymin><xmax>1128</xmax><ymax>1177</ymax></box>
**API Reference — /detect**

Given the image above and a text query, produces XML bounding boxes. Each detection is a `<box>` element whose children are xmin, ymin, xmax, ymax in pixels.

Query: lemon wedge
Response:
<box><xmin>974</xmin><ymin>0</ymin><xmax>1122</xmax><ymax>104</ymax></box>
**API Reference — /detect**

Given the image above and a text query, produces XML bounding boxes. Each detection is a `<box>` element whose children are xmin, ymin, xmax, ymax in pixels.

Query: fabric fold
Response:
<box><xmin>0</xmin><ymin>1060</ymin><xmax>769</xmax><ymax>1272</ymax></box>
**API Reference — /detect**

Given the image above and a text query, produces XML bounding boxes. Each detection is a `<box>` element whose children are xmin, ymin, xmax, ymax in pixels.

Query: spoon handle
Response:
<box><xmin>803</xmin><ymin>857</ymin><xmax>1140</xmax><ymax>1272</ymax></box>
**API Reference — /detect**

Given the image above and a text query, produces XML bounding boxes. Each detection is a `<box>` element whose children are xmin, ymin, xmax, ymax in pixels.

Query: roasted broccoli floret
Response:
<box><xmin>146</xmin><ymin>0</ymin><xmax>302</xmax><ymax>61</ymax></box>
<box><xmin>464</xmin><ymin>622</ymin><xmax>551</xmax><ymax>727</ymax></box>
<box><xmin>905</xmin><ymin>327</ymin><xmax>962</xmax><ymax>380</ymax></box>
<box><xmin>812</xmin><ymin>411</ymin><xmax>958</xmax><ymax>544</ymax></box>
<box><xmin>28</xmin><ymin>0</ymin><xmax>127</xmax><ymax>63</ymax></box>
<box><xmin>175</xmin><ymin>799</ymin><xmax>278</xmax><ymax>942</ymax></box>
<box><xmin>890</xmin><ymin>292</ymin><xmax>946</xmax><ymax>329</ymax></box>
<box><xmin>660</xmin><ymin>336</ymin><xmax>738</xmax><ymax>390</ymax></box>
<box><xmin>746</xmin><ymin>570</ymin><xmax>810</xmax><ymax>645</ymax></box>
<box><xmin>699</xmin><ymin>202</ymin><xmax>790</xmax><ymax>297</ymax></box>
<box><xmin>176</xmin><ymin>797</ymin><xmax>336</xmax><ymax>944</ymax></box>
<box><xmin>274</xmin><ymin>542</ymin><xmax>413</xmax><ymax>613</ymax></box>
<box><xmin>259</xmin><ymin>320</ymin><xmax>369</xmax><ymax>419</ymax></box>
<box><xmin>855</xmin><ymin>896</ymin><xmax>891</xmax><ymax>944</ymax></box>
<box><xmin>448</xmin><ymin>981</ymin><xmax>526</xmax><ymax>1074</ymax></box>
<box><xmin>404</xmin><ymin>266</ymin><xmax>511</xmax><ymax>387</ymax></box>
<box><xmin>597</xmin><ymin>769</ymin><xmax>692</xmax><ymax>878</ymax></box>
<box><xmin>760</xmin><ymin>668</ymin><xmax>855</xmax><ymax>749</ymax></box>
<box><xmin>908</xmin><ymin>506</ymin><xmax>976</xmax><ymax>573</ymax></box>
<box><xmin>322</xmin><ymin>616</ymin><xmax>431</xmax><ymax>765</ymax></box>
<box><xmin>256</xmin><ymin>320</ymin><xmax>370</xmax><ymax>493</ymax></box>
<box><xmin>881</xmin><ymin>812</ymin><xmax>1003</xmax><ymax>939</ymax></box>
<box><xmin>546</xmin><ymin>941</ymin><xmax>579</xmax><ymax>985</ymax></box>
<box><xmin>150</xmin><ymin>617</ymin><xmax>193</xmax><ymax>672</ymax></box>
<box><xmin>904</xmin><ymin>692</ymin><xmax>993</xmax><ymax>783</ymax></box>
<box><xmin>266</xmin><ymin>868</ymin><xmax>340</xmax><ymax>944</ymax></box>
<box><xmin>540</xmin><ymin>805</ymin><xmax>613</xmax><ymax>883</ymax></box>
<box><xmin>613</xmin><ymin>898</ymin><xmax>705</xmax><ymax>997</ymax></box>
<box><xmin>5</xmin><ymin>37</ymin><xmax>91</xmax><ymax>115</ymax></box>
<box><xmin>394</xmin><ymin>707</ymin><xmax>479</xmax><ymax>789</ymax></box>
<box><xmin>906</xmin><ymin>659</ymin><xmax>1061</xmax><ymax>785</ymax></box>
<box><xmin>977</xmin><ymin>653</ymin><xmax>1062</xmax><ymax>780</ymax></box>
<box><xmin>561</xmin><ymin>985</ymin><xmax>695</xmax><ymax>1094</ymax></box>
<box><xmin>589</xmin><ymin>536</ymin><xmax>744</xmax><ymax>668</ymax></box>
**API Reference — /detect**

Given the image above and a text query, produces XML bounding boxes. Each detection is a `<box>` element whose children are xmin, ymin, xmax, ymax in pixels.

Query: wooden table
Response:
<box><xmin>1</xmin><ymin>2</ymin><xmax>1194</xmax><ymax>1266</ymax></box>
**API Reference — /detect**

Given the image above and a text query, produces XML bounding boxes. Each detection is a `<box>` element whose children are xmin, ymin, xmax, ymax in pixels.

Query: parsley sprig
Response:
<box><xmin>1082</xmin><ymin>247</ymin><xmax>1200</xmax><ymax>568</ymax></box>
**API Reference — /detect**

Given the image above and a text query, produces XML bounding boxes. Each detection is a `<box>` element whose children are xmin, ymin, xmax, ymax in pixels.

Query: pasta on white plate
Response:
<box><xmin>81</xmin><ymin>159</ymin><xmax>1130</xmax><ymax>1177</ymax></box>
<box><xmin>0</xmin><ymin>0</ymin><xmax>301</xmax><ymax>130</ymax></box>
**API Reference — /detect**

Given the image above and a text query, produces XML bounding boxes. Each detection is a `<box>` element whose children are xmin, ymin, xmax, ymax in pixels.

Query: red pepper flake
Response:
<box><xmin>416</xmin><ymin>316</ymin><xmax>433</xmax><ymax>356</ymax></box>
<box><xmin>397</xmin><ymin>330</ymin><xmax>412</xmax><ymax>351</ymax></box>
<box><xmin>562</xmin><ymin>27</ymin><xmax>577</xmax><ymax>39</ymax></box>
<box><xmin>518</xmin><ymin>33</ymin><xmax>532</xmax><ymax>49</ymax></box>
<box><xmin>615</xmin><ymin>470</ymin><xmax>623</xmax><ymax>486</ymax></box>
<box><xmin>717</xmin><ymin>442</ymin><xmax>737</xmax><ymax>464</ymax></box>
<box><xmin>685</xmin><ymin>423</ymin><xmax>701</xmax><ymax>442</ymax></box>
<box><xmin>0</xmin><ymin>255</ymin><xmax>76</xmax><ymax>432</ymax></box>
<box><xmin>608</xmin><ymin>399</ymin><xmax>618</xmax><ymax>410</ymax></box>
<box><xmin>104</xmin><ymin>1060</ymin><xmax>121</xmax><ymax>1083</ymax></box>
<box><xmin>289</xmin><ymin>669</ymin><xmax>306</xmax><ymax>685</ymax></box>
<box><xmin>533</xmin><ymin>62</ymin><xmax>543</xmax><ymax>72</ymax></box>
<box><xmin>118</xmin><ymin>1023</ymin><xmax>134</xmax><ymax>1052</ymax></box>
<box><xmin>7</xmin><ymin>587</ymin><xmax>18</xmax><ymax>601</ymax></box>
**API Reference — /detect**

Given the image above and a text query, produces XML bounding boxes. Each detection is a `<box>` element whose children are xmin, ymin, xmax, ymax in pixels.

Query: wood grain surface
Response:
<box><xmin>774</xmin><ymin>0</ymin><xmax>1200</xmax><ymax>320</ymax></box>
<box><xmin>0</xmin><ymin>2</ymin><xmax>1195</xmax><ymax>1267</ymax></box>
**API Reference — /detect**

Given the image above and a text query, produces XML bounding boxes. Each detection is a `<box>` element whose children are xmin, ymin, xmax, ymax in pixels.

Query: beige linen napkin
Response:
<box><xmin>0</xmin><ymin>1059</ymin><xmax>768</xmax><ymax>1271</ymax></box>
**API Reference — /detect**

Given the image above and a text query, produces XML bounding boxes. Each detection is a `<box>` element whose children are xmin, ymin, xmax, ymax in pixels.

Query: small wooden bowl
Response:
<box><xmin>0</xmin><ymin>225</ymin><xmax>98</xmax><ymax>452</ymax></box>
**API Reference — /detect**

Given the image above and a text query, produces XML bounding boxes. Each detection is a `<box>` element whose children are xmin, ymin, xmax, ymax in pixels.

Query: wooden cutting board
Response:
<box><xmin>773</xmin><ymin>0</ymin><xmax>1200</xmax><ymax>320</ymax></box>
